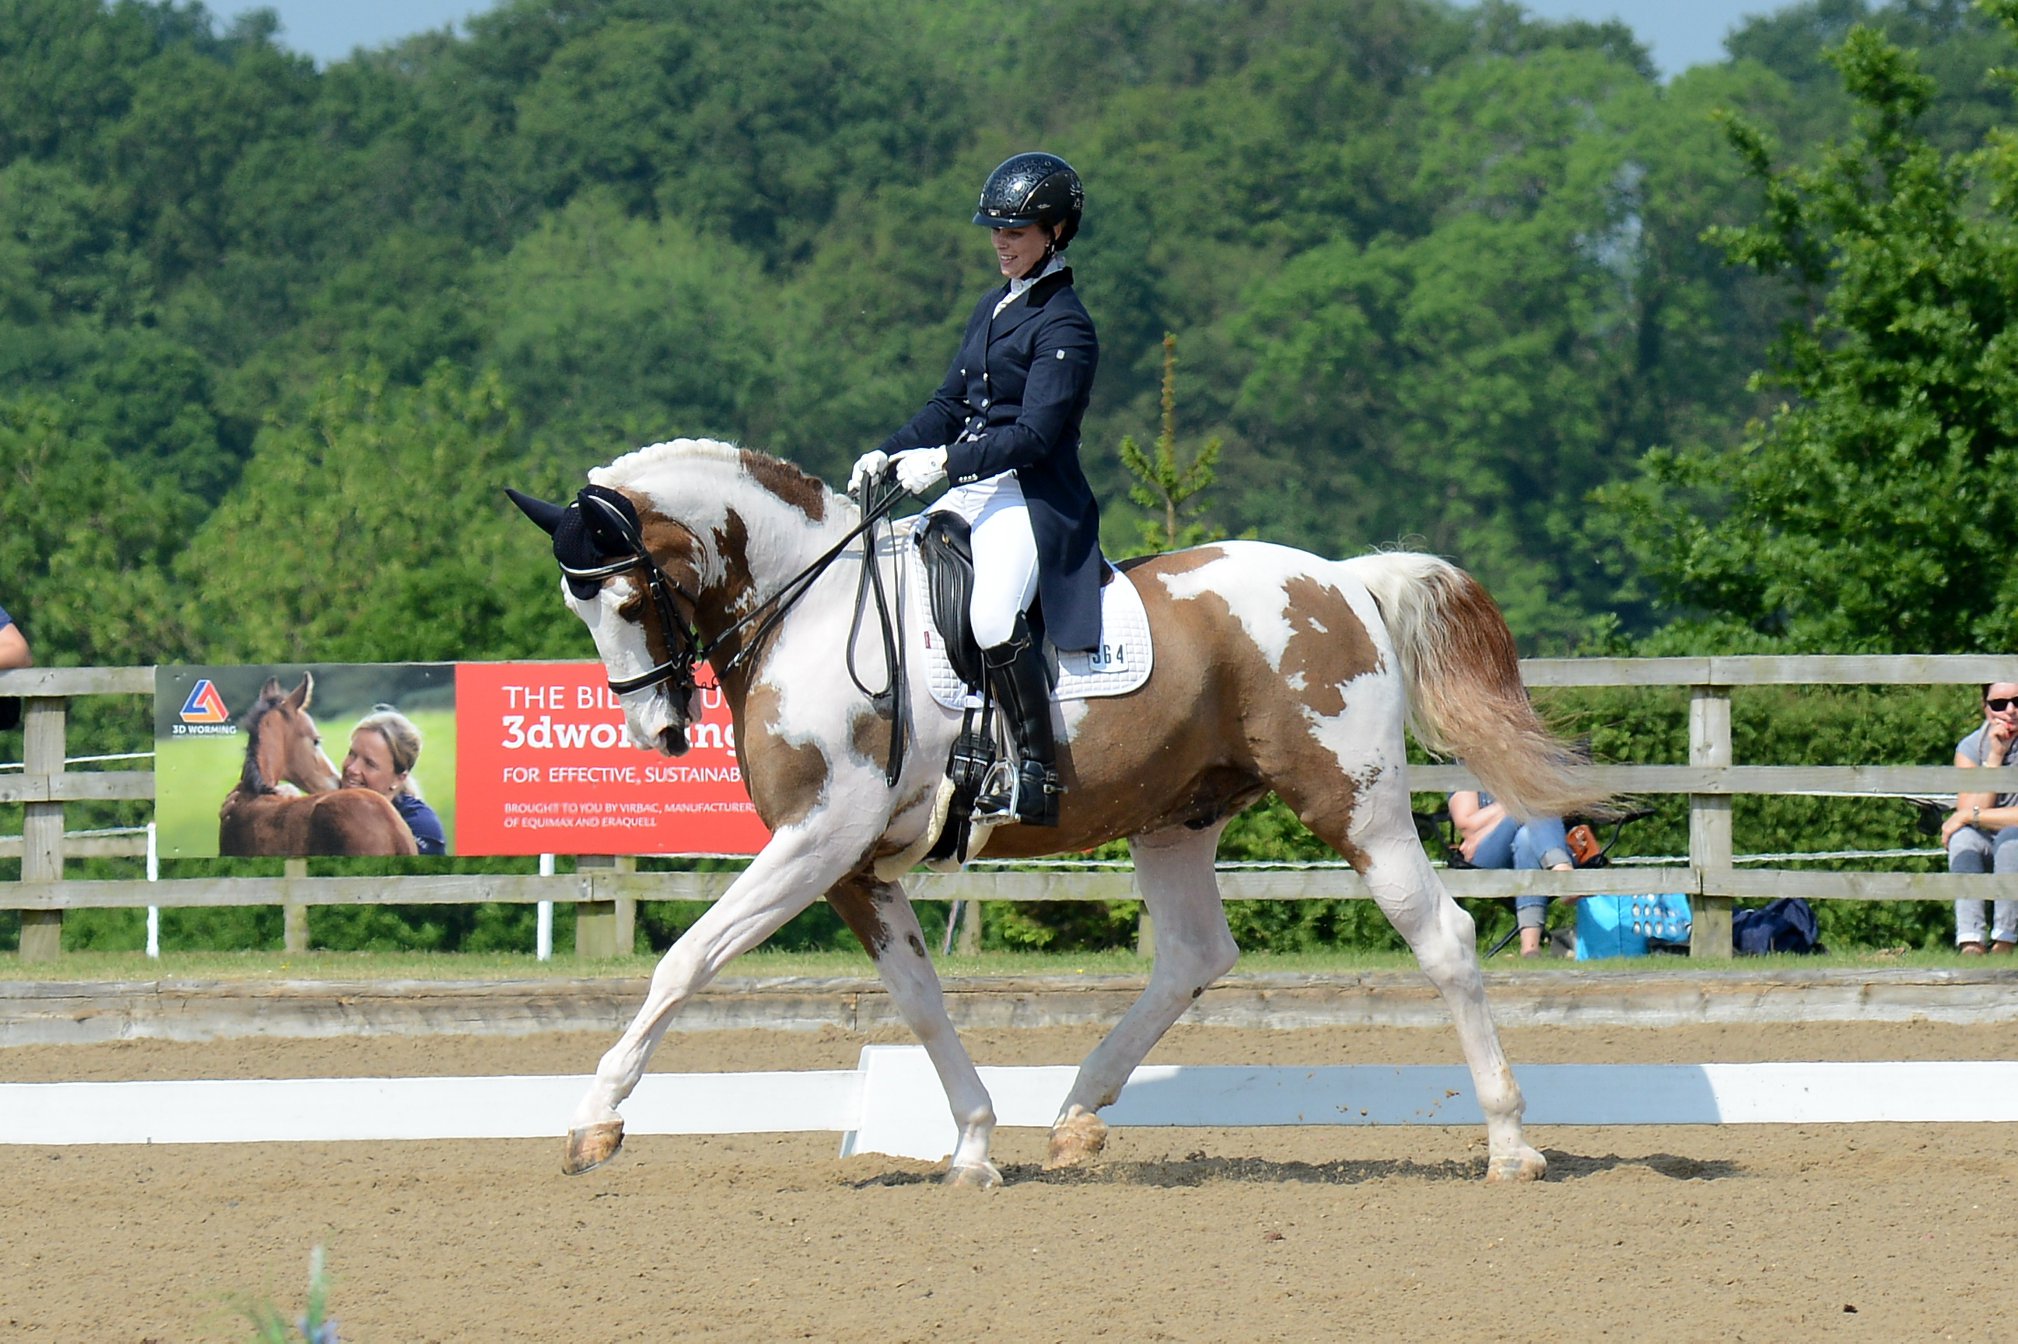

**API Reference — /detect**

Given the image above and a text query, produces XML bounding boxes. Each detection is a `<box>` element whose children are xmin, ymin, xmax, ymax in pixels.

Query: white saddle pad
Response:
<box><xmin>911</xmin><ymin>551</ymin><xmax>1153</xmax><ymax>711</ymax></box>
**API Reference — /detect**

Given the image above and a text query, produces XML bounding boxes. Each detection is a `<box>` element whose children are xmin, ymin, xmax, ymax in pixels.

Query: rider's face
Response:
<box><xmin>992</xmin><ymin>224</ymin><xmax>1051</xmax><ymax>280</ymax></box>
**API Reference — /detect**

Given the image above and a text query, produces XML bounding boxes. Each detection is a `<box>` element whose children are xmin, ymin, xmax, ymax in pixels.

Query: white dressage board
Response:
<box><xmin>6</xmin><ymin>1046</ymin><xmax>2017</xmax><ymax>1161</ymax></box>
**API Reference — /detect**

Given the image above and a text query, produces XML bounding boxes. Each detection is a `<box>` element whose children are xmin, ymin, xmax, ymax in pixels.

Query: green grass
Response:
<box><xmin>0</xmin><ymin>944</ymin><xmax>1983</xmax><ymax>983</ymax></box>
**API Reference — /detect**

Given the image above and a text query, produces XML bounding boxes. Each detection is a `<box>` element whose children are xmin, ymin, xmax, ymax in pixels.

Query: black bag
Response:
<box><xmin>1732</xmin><ymin>897</ymin><xmax>1822</xmax><ymax>955</ymax></box>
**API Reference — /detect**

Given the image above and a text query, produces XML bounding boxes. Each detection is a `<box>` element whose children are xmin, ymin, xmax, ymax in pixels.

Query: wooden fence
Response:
<box><xmin>5</xmin><ymin>657</ymin><xmax>2017</xmax><ymax>964</ymax></box>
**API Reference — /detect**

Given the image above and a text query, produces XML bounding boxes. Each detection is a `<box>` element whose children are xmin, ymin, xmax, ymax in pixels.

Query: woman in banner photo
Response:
<box><xmin>848</xmin><ymin>151</ymin><xmax>1105</xmax><ymax>828</ymax></box>
<box><xmin>341</xmin><ymin>705</ymin><xmax>446</xmax><ymax>855</ymax></box>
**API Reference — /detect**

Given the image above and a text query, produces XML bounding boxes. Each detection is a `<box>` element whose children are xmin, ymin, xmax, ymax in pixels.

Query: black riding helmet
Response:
<box><xmin>972</xmin><ymin>152</ymin><xmax>1084</xmax><ymax>249</ymax></box>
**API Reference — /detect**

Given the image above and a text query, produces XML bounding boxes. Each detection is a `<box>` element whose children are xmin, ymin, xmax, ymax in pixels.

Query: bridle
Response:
<box><xmin>559</xmin><ymin>483</ymin><xmax>908</xmax><ymax>710</ymax></box>
<box><xmin>561</xmin><ymin>489</ymin><xmax>709</xmax><ymax>697</ymax></box>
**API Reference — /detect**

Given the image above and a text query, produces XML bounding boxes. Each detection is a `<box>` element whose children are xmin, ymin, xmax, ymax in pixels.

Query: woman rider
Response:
<box><xmin>850</xmin><ymin>152</ymin><xmax>1105</xmax><ymax>828</ymax></box>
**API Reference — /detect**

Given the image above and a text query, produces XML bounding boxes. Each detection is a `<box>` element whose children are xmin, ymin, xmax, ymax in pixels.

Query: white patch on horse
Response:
<box><xmin>1154</xmin><ymin>541</ymin><xmax>1303</xmax><ymax>670</ymax></box>
<box><xmin>566</xmin><ymin>574</ymin><xmax>684</xmax><ymax>750</ymax></box>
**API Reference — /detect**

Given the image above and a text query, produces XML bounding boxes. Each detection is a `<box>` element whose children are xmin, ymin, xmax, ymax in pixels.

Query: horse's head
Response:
<box><xmin>242</xmin><ymin>673</ymin><xmax>341</xmax><ymax>794</ymax></box>
<box><xmin>508</xmin><ymin>483</ymin><xmax>707</xmax><ymax>756</ymax></box>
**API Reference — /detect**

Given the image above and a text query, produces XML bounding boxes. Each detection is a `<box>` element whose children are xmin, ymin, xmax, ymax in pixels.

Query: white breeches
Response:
<box><xmin>932</xmin><ymin>473</ymin><xmax>1039</xmax><ymax>649</ymax></box>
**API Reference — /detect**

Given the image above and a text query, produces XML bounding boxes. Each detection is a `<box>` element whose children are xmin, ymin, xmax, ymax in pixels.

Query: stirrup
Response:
<box><xmin>972</xmin><ymin>759</ymin><xmax>1062</xmax><ymax>827</ymax></box>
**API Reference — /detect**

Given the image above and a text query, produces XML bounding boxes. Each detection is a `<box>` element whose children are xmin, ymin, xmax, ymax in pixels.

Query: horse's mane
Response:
<box><xmin>591</xmin><ymin>438</ymin><xmax>832</xmax><ymax>521</ymax></box>
<box><xmin>236</xmin><ymin>689</ymin><xmax>288</xmax><ymax>796</ymax></box>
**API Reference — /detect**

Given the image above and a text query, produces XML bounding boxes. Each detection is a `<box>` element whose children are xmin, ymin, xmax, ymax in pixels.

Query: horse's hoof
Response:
<box><xmin>562</xmin><ymin>1120</ymin><xmax>626</xmax><ymax>1175</ymax></box>
<box><xmin>1485</xmin><ymin>1146</ymin><xmax>1548</xmax><ymax>1183</ymax></box>
<box><xmin>1044</xmin><ymin>1108</ymin><xmax>1109</xmax><ymax>1169</ymax></box>
<box><xmin>942</xmin><ymin>1161</ymin><xmax>1003</xmax><ymax>1190</ymax></box>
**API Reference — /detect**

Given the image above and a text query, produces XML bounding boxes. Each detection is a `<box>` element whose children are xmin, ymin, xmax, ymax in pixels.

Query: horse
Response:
<box><xmin>217</xmin><ymin>673</ymin><xmax>420</xmax><ymax>858</ymax></box>
<box><xmin>508</xmin><ymin>437</ymin><xmax>1608</xmax><ymax>1187</ymax></box>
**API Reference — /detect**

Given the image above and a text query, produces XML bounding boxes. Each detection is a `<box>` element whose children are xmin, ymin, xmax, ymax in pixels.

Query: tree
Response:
<box><xmin>1116</xmin><ymin>333</ymin><xmax>1226</xmax><ymax>554</ymax></box>
<box><xmin>1603</xmin><ymin>2</ymin><xmax>2018</xmax><ymax>653</ymax></box>
<box><xmin>170</xmin><ymin>364</ymin><xmax>574</xmax><ymax>664</ymax></box>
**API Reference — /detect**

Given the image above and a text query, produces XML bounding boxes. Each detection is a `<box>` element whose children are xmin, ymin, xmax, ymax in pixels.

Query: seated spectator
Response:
<box><xmin>339</xmin><ymin>706</ymin><xmax>446</xmax><ymax>856</ymax></box>
<box><xmin>1941</xmin><ymin>681</ymin><xmax>2018</xmax><ymax>954</ymax></box>
<box><xmin>0</xmin><ymin>601</ymin><xmax>30</xmax><ymax>733</ymax></box>
<box><xmin>1449</xmin><ymin>789</ymin><xmax>1575</xmax><ymax>958</ymax></box>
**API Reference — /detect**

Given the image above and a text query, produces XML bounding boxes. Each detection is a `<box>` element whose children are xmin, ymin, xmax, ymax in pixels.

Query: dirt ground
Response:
<box><xmin>3</xmin><ymin>1019</ymin><xmax>2016</xmax><ymax>1343</ymax></box>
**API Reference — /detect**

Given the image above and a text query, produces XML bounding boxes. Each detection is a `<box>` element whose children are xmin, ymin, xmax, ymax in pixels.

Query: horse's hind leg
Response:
<box><xmin>828</xmin><ymin>873</ymin><xmax>1001</xmax><ymax>1189</ymax></box>
<box><xmin>1045</xmin><ymin>822</ymin><xmax>1239</xmax><ymax>1169</ymax></box>
<box><xmin>1355</xmin><ymin>823</ymin><xmax>1545</xmax><ymax>1182</ymax></box>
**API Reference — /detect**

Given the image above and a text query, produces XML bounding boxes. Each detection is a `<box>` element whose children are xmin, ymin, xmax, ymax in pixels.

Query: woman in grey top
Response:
<box><xmin>1940</xmin><ymin>681</ymin><xmax>2018</xmax><ymax>952</ymax></box>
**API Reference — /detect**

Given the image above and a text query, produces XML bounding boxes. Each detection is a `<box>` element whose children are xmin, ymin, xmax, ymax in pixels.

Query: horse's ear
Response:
<box><xmin>506</xmin><ymin>488</ymin><xmax>567</xmax><ymax>536</ymax></box>
<box><xmin>288</xmin><ymin>672</ymin><xmax>313</xmax><ymax>712</ymax></box>
<box><xmin>258</xmin><ymin>676</ymin><xmax>283</xmax><ymax>701</ymax></box>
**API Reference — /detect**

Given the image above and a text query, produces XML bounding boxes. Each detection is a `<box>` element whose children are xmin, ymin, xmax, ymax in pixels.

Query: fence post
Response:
<box><xmin>574</xmin><ymin>855</ymin><xmax>635</xmax><ymax>958</ymax></box>
<box><xmin>1689</xmin><ymin>682</ymin><xmax>1734</xmax><ymax>959</ymax></box>
<box><xmin>283</xmin><ymin>858</ymin><xmax>310</xmax><ymax>953</ymax></box>
<box><xmin>18</xmin><ymin>696</ymin><xmax>66</xmax><ymax>962</ymax></box>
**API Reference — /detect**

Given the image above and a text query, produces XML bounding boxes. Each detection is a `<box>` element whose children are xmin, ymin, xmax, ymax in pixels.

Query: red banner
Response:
<box><xmin>453</xmin><ymin>662</ymin><xmax>769</xmax><ymax>856</ymax></box>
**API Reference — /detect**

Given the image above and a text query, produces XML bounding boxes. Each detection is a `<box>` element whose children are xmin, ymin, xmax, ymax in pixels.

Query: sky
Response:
<box><xmin>211</xmin><ymin>0</ymin><xmax>1795</xmax><ymax>80</ymax></box>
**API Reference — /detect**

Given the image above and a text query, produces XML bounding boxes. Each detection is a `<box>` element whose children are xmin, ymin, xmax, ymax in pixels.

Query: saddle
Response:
<box><xmin>914</xmin><ymin>511</ymin><xmax>1054</xmax><ymax>695</ymax></box>
<box><xmin>874</xmin><ymin>514</ymin><xmax>1155</xmax><ymax>876</ymax></box>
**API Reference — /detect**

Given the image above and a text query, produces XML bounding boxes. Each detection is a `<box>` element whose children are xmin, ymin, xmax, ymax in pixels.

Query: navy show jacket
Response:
<box><xmin>878</xmin><ymin>268</ymin><xmax>1105</xmax><ymax>652</ymax></box>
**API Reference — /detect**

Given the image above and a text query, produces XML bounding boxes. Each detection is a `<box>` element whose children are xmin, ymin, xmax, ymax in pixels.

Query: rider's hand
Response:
<box><xmin>848</xmin><ymin>449</ymin><xmax>890</xmax><ymax>494</ymax></box>
<box><xmin>894</xmin><ymin>446</ymin><xmax>948</xmax><ymax>494</ymax></box>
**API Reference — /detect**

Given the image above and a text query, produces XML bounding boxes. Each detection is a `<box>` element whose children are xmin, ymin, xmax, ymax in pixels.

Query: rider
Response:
<box><xmin>850</xmin><ymin>152</ymin><xmax>1106</xmax><ymax>828</ymax></box>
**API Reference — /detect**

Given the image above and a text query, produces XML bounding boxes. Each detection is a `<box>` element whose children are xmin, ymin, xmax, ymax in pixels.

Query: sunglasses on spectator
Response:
<box><xmin>1988</xmin><ymin>698</ymin><xmax>2018</xmax><ymax>712</ymax></box>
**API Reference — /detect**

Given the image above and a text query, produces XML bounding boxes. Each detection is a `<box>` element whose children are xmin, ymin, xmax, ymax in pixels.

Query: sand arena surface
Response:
<box><xmin>3</xmin><ymin>1020</ymin><xmax>2014</xmax><ymax>1342</ymax></box>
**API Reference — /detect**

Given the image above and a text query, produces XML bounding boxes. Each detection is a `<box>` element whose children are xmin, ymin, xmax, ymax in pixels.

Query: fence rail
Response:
<box><xmin>5</xmin><ymin>658</ymin><xmax>2016</xmax><ymax>963</ymax></box>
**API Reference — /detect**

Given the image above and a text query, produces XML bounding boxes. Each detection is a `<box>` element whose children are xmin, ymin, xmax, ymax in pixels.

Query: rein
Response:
<box><xmin>561</xmin><ymin>484</ymin><xmax>910</xmax><ymax>777</ymax></box>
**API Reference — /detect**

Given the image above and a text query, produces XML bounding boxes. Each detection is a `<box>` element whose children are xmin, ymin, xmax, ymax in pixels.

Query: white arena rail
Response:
<box><xmin>6</xmin><ymin>1047</ymin><xmax>2018</xmax><ymax>1158</ymax></box>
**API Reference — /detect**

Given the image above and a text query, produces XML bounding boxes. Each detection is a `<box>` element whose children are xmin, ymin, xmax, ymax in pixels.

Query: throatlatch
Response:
<box><xmin>972</xmin><ymin>612</ymin><xmax>1063</xmax><ymax>827</ymax></box>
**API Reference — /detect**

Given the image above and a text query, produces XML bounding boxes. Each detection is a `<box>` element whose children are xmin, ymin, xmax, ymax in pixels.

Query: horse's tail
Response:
<box><xmin>1344</xmin><ymin>550</ymin><xmax>1608</xmax><ymax>821</ymax></box>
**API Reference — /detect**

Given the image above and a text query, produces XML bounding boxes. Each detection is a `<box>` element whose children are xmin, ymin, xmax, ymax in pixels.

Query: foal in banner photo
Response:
<box><xmin>510</xmin><ymin>438</ymin><xmax>1606</xmax><ymax>1188</ymax></box>
<box><xmin>217</xmin><ymin>674</ymin><xmax>419</xmax><ymax>858</ymax></box>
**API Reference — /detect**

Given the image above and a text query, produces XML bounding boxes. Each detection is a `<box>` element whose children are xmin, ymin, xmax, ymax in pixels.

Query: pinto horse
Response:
<box><xmin>217</xmin><ymin>674</ymin><xmax>419</xmax><ymax>858</ymax></box>
<box><xmin>510</xmin><ymin>438</ymin><xmax>1607</xmax><ymax>1187</ymax></box>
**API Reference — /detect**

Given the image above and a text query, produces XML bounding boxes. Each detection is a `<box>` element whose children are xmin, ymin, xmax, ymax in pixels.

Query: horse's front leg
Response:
<box><xmin>562</xmin><ymin>822</ymin><xmax>863</xmax><ymax>1175</ymax></box>
<box><xmin>828</xmin><ymin>873</ymin><xmax>1000</xmax><ymax>1188</ymax></box>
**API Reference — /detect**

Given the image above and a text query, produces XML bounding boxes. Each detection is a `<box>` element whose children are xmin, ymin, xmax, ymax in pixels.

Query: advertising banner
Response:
<box><xmin>453</xmin><ymin>662</ymin><xmax>768</xmax><ymax>856</ymax></box>
<box><xmin>154</xmin><ymin>662</ymin><xmax>768</xmax><ymax>859</ymax></box>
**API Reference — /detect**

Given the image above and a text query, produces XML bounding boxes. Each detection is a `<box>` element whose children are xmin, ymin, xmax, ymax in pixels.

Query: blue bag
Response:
<box><xmin>1574</xmin><ymin>893</ymin><xmax>1694</xmax><ymax>960</ymax></box>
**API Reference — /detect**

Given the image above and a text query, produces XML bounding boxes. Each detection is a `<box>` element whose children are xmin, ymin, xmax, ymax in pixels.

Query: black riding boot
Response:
<box><xmin>973</xmin><ymin>617</ymin><xmax>1062</xmax><ymax>827</ymax></box>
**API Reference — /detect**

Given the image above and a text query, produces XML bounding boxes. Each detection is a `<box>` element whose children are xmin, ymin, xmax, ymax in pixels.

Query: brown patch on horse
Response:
<box><xmin>736</xmin><ymin>683</ymin><xmax>830</xmax><ymax>831</ymax></box>
<box><xmin>739</xmin><ymin>449</ymin><xmax>827</xmax><ymax>523</ymax></box>
<box><xmin>825</xmin><ymin>873</ymin><xmax>895</xmax><ymax>957</ymax></box>
<box><xmin>1279</xmin><ymin>574</ymin><xmax>1382</xmax><ymax>719</ymax></box>
<box><xmin>981</xmin><ymin>552</ymin><xmax>1270</xmax><ymax>859</ymax></box>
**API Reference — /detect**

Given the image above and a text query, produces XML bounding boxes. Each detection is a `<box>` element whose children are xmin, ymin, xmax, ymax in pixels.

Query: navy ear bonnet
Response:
<box><xmin>551</xmin><ymin>485</ymin><xmax>645</xmax><ymax>599</ymax></box>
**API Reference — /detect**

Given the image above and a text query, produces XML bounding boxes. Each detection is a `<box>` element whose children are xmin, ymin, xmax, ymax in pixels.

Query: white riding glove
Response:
<box><xmin>894</xmin><ymin>446</ymin><xmax>949</xmax><ymax>495</ymax></box>
<box><xmin>847</xmin><ymin>449</ymin><xmax>889</xmax><ymax>494</ymax></box>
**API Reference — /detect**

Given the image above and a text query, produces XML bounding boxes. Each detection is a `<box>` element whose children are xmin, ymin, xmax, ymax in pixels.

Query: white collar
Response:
<box><xmin>996</xmin><ymin>255</ymin><xmax>1067</xmax><ymax>314</ymax></box>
